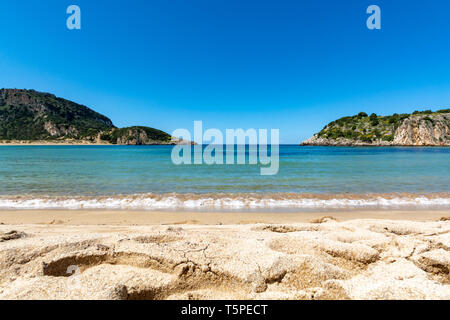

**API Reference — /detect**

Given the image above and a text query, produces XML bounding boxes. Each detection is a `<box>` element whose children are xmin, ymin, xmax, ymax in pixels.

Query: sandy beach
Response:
<box><xmin>0</xmin><ymin>210</ymin><xmax>449</xmax><ymax>300</ymax></box>
<box><xmin>0</xmin><ymin>209</ymin><xmax>449</xmax><ymax>225</ymax></box>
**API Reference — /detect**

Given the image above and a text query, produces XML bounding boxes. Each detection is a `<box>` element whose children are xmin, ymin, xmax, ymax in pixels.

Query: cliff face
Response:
<box><xmin>0</xmin><ymin>89</ymin><xmax>181</xmax><ymax>145</ymax></box>
<box><xmin>393</xmin><ymin>114</ymin><xmax>449</xmax><ymax>145</ymax></box>
<box><xmin>302</xmin><ymin>111</ymin><xmax>450</xmax><ymax>146</ymax></box>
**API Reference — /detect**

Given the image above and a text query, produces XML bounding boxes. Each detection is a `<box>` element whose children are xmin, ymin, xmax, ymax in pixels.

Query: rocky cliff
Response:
<box><xmin>301</xmin><ymin>110</ymin><xmax>450</xmax><ymax>146</ymax></box>
<box><xmin>0</xmin><ymin>89</ymin><xmax>182</xmax><ymax>145</ymax></box>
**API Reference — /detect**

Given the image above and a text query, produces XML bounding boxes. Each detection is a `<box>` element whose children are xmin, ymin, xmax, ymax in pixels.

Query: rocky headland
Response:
<box><xmin>302</xmin><ymin>110</ymin><xmax>450</xmax><ymax>146</ymax></box>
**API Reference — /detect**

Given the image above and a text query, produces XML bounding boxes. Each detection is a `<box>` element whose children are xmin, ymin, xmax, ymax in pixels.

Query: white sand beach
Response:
<box><xmin>0</xmin><ymin>210</ymin><xmax>448</xmax><ymax>300</ymax></box>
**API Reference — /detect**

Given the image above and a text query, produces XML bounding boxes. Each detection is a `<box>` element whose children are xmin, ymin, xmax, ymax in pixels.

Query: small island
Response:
<box><xmin>0</xmin><ymin>89</ymin><xmax>186</xmax><ymax>145</ymax></box>
<box><xmin>302</xmin><ymin>110</ymin><xmax>450</xmax><ymax>146</ymax></box>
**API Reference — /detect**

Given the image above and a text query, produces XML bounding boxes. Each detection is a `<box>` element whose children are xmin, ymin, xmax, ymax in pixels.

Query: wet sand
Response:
<box><xmin>0</xmin><ymin>209</ymin><xmax>448</xmax><ymax>226</ymax></box>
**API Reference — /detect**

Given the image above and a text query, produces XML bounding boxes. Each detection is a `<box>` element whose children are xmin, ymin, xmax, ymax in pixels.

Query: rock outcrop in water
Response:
<box><xmin>302</xmin><ymin>110</ymin><xmax>450</xmax><ymax>146</ymax></box>
<box><xmin>0</xmin><ymin>89</ymin><xmax>183</xmax><ymax>145</ymax></box>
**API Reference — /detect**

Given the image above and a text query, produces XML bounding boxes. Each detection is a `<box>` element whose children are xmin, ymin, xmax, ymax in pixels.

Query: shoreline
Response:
<box><xmin>0</xmin><ymin>141</ymin><xmax>113</xmax><ymax>146</ymax></box>
<box><xmin>0</xmin><ymin>142</ymin><xmax>179</xmax><ymax>146</ymax></box>
<box><xmin>300</xmin><ymin>143</ymin><xmax>450</xmax><ymax>147</ymax></box>
<box><xmin>0</xmin><ymin>209</ymin><xmax>448</xmax><ymax>225</ymax></box>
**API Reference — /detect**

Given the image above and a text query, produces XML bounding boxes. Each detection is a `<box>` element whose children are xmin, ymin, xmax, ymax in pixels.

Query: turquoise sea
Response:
<box><xmin>0</xmin><ymin>145</ymin><xmax>449</xmax><ymax>211</ymax></box>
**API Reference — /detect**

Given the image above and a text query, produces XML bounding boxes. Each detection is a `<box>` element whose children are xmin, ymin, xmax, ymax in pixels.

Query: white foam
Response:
<box><xmin>0</xmin><ymin>194</ymin><xmax>449</xmax><ymax>210</ymax></box>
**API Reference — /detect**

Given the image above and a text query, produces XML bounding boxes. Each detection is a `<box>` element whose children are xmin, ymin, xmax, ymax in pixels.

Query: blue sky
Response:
<box><xmin>1</xmin><ymin>0</ymin><xmax>450</xmax><ymax>143</ymax></box>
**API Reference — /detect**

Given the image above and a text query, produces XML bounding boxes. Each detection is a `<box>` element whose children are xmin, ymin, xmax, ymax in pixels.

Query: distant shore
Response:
<box><xmin>0</xmin><ymin>140</ymin><xmax>112</xmax><ymax>146</ymax></box>
<box><xmin>1</xmin><ymin>140</ymin><xmax>448</xmax><ymax>147</ymax></box>
<box><xmin>0</xmin><ymin>140</ymin><xmax>182</xmax><ymax>146</ymax></box>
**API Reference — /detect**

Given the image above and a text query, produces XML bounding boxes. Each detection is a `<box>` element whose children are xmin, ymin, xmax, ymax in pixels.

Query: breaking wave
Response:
<box><xmin>0</xmin><ymin>193</ymin><xmax>449</xmax><ymax>210</ymax></box>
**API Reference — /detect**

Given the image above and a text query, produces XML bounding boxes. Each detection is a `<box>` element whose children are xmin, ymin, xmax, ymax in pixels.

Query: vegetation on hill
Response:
<box><xmin>0</xmin><ymin>89</ymin><xmax>114</xmax><ymax>140</ymax></box>
<box><xmin>99</xmin><ymin>126</ymin><xmax>172</xmax><ymax>144</ymax></box>
<box><xmin>316</xmin><ymin>109</ymin><xmax>449</xmax><ymax>143</ymax></box>
<box><xmin>0</xmin><ymin>89</ymin><xmax>175</xmax><ymax>144</ymax></box>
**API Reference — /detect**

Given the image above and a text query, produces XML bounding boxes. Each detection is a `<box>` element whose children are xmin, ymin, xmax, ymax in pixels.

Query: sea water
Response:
<box><xmin>0</xmin><ymin>145</ymin><xmax>448</xmax><ymax>211</ymax></box>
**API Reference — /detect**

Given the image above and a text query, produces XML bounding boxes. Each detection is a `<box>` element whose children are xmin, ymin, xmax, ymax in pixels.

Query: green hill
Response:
<box><xmin>0</xmin><ymin>89</ymin><xmax>114</xmax><ymax>140</ymax></box>
<box><xmin>0</xmin><ymin>89</ymin><xmax>176</xmax><ymax>144</ymax></box>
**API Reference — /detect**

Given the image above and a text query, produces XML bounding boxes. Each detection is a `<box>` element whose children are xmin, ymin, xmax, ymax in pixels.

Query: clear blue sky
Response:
<box><xmin>1</xmin><ymin>0</ymin><xmax>450</xmax><ymax>143</ymax></box>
